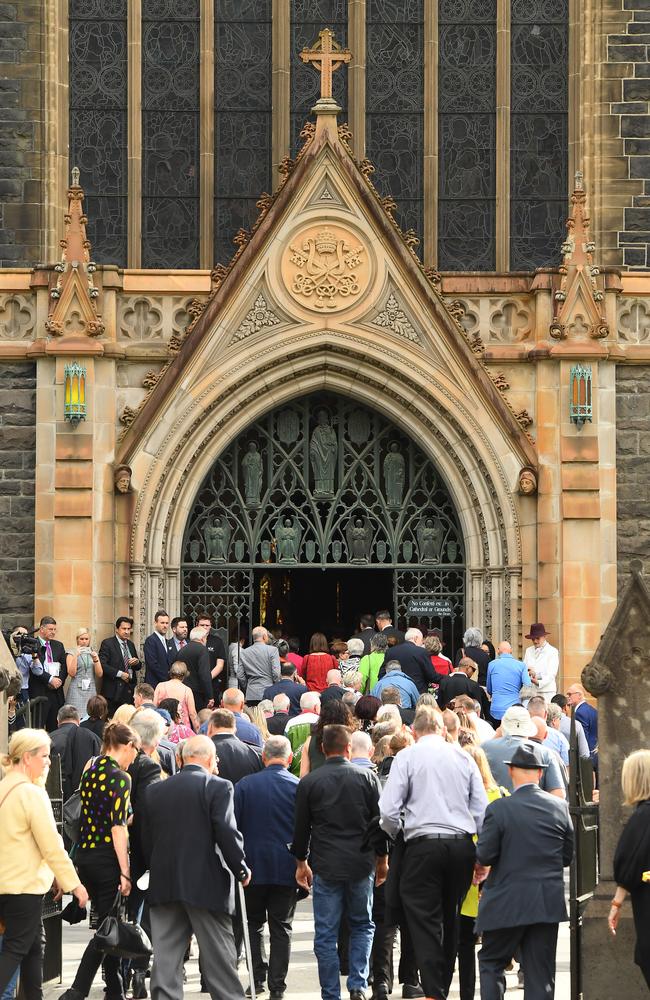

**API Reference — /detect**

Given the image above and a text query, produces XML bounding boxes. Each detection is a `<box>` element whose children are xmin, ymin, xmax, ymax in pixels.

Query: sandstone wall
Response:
<box><xmin>0</xmin><ymin>363</ymin><xmax>36</xmax><ymax>630</ymax></box>
<box><xmin>616</xmin><ymin>365</ymin><xmax>650</xmax><ymax>588</ymax></box>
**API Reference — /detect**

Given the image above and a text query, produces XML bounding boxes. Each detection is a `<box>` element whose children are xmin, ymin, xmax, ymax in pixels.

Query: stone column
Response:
<box><xmin>579</xmin><ymin>563</ymin><xmax>650</xmax><ymax>998</ymax></box>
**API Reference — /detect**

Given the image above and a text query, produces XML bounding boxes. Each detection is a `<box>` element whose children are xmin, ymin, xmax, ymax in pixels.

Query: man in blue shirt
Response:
<box><xmin>566</xmin><ymin>684</ymin><xmax>598</xmax><ymax>756</ymax></box>
<box><xmin>222</xmin><ymin>687</ymin><xmax>263</xmax><ymax>749</ymax></box>
<box><xmin>234</xmin><ymin>736</ymin><xmax>299</xmax><ymax>1000</ymax></box>
<box><xmin>371</xmin><ymin>659</ymin><xmax>420</xmax><ymax>708</ymax></box>
<box><xmin>487</xmin><ymin>642</ymin><xmax>532</xmax><ymax>720</ymax></box>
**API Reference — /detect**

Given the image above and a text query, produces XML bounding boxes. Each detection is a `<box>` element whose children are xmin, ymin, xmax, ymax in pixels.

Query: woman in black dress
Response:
<box><xmin>609</xmin><ymin>748</ymin><xmax>650</xmax><ymax>990</ymax></box>
<box><xmin>60</xmin><ymin>721</ymin><xmax>139</xmax><ymax>1000</ymax></box>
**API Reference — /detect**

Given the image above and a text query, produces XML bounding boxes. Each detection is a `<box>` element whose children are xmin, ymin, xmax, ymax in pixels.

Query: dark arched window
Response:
<box><xmin>366</xmin><ymin>0</ymin><xmax>424</xmax><ymax>251</ymax></box>
<box><xmin>438</xmin><ymin>0</ymin><xmax>496</xmax><ymax>271</ymax></box>
<box><xmin>510</xmin><ymin>0</ymin><xmax>568</xmax><ymax>270</ymax></box>
<box><xmin>69</xmin><ymin>0</ymin><xmax>128</xmax><ymax>266</ymax></box>
<box><xmin>214</xmin><ymin>0</ymin><xmax>273</xmax><ymax>266</ymax></box>
<box><xmin>141</xmin><ymin>0</ymin><xmax>200</xmax><ymax>269</ymax></box>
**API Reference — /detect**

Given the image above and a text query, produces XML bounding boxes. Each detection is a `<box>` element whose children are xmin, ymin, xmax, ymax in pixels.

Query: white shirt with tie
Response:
<box><xmin>523</xmin><ymin>640</ymin><xmax>559</xmax><ymax>700</ymax></box>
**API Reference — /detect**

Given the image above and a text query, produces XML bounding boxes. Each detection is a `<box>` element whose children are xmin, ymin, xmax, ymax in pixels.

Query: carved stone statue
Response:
<box><xmin>346</xmin><ymin>515</ymin><xmax>373</xmax><ymax>563</ymax></box>
<box><xmin>275</xmin><ymin>516</ymin><xmax>302</xmax><ymax>563</ymax></box>
<box><xmin>114</xmin><ymin>464</ymin><xmax>132</xmax><ymax>494</ymax></box>
<box><xmin>310</xmin><ymin>409</ymin><xmax>337</xmax><ymax>498</ymax></box>
<box><xmin>417</xmin><ymin>517</ymin><xmax>445</xmax><ymax>563</ymax></box>
<box><xmin>518</xmin><ymin>466</ymin><xmax>538</xmax><ymax>496</ymax></box>
<box><xmin>242</xmin><ymin>441</ymin><xmax>262</xmax><ymax>507</ymax></box>
<box><xmin>203</xmin><ymin>516</ymin><xmax>231</xmax><ymax>562</ymax></box>
<box><xmin>384</xmin><ymin>442</ymin><xmax>405</xmax><ymax>507</ymax></box>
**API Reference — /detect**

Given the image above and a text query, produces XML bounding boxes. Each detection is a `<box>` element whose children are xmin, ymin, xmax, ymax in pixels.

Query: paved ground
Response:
<box><xmin>46</xmin><ymin>898</ymin><xmax>571</xmax><ymax>999</ymax></box>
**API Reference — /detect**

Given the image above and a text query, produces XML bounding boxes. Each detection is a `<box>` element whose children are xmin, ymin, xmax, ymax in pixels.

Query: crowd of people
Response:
<box><xmin>1</xmin><ymin>609</ymin><xmax>649</xmax><ymax>1000</ymax></box>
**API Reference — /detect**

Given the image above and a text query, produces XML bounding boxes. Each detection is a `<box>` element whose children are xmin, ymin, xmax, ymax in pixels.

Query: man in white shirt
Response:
<box><xmin>452</xmin><ymin>694</ymin><xmax>495</xmax><ymax>743</ymax></box>
<box><xmin>523</xmin><ymin>623</ymin><xmax>559</xmax><ymax>701</ymax></box>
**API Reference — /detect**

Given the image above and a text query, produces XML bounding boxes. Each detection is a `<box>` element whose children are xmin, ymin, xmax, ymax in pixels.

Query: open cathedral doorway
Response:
<box><xmin>181</xmin><ymin>393</ymin><xmax>467</xmax><ymax>654</ymax></box>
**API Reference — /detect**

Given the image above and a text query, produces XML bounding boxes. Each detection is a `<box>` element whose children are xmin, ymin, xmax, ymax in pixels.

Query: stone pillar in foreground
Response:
<box><xmin>579</xmin><ymin>560</ymin><xmax>650</xmax><ymax>998</ymax></box>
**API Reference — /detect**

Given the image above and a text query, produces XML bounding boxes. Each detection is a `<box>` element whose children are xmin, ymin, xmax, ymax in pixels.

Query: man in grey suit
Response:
<box><xmin>237</xmin><ymin>626</ymin><xmax>281</xmax><ymax>705</ymax></box>
<box><xmin>475</xmin><ymin>741</ymin><xmax>574</xmax><ymax>1000</ymax></box>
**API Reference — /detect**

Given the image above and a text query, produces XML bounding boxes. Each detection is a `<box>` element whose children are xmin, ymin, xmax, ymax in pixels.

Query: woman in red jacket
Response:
<box><xmin>303</xmin><ymin>632</ymin><xmax>339</xmax><ymax>692</ymax></box>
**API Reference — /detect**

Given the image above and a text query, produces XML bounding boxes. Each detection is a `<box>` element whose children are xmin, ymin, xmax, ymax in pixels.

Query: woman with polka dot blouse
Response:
<box><xmin>61</xmin><ymin>721</ymin><xmax>139</xmax><ymax>1000</ymax></box>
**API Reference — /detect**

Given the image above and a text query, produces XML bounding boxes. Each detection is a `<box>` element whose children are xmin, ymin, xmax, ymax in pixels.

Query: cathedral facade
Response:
<box><xmin>0</xmin><ymin>1</ymin><xmax>648</xmax><ymax>687</ymax></box>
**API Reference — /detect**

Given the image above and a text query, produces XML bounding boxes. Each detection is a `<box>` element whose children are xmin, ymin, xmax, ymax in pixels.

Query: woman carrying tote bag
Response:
<box><xmin>0</xmin><ymin>729</ymin><xmax>88</xmax><ymax>999</ymax></box>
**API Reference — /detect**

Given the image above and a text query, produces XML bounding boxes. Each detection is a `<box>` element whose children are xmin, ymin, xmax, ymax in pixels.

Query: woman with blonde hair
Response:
<box><xmin>111</xmin><ymin>702</ymin><xmax>137</xmax><ymax>726</ymax></box>
<box><xmin>609</xmin><ymin>748</ymin><xmax>650</xmax><ymax>988</ymax></box>
<box><xmin>244</xmin><ymin>704</ymin><xmax>269</xmax><ymax>741</ymax></box>
<box><xmin>65</xmin><ymin>628</ymin><xmax>103</xmax><ymax>715</ymax></box>
<box><xmin>153</xmin><ymin>661</ymin><xmax>199</xmax><ymax>731</ymax></box>
<box><xmin>458</xmin><ymin>743</ymin><xmax>504</xmax><ymax>1000</ymax></box>
<box><xmin>0</xmin><ymin>729</ymin><xmax>88</xmax><ymax>998</ymax></box>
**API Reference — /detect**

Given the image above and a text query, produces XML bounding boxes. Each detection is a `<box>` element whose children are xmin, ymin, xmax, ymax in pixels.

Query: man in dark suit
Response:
<box><xmin>29</xmin><ymin>615</ymin><xmax>68</xmax><ymax>732</ymax></box>
<box><xmin>263</xmin><ymin>662</ymin><xmax>306</xmax><ymax>717</ymax></box>
<box><xmin>98</xmin><ymin>616</ymin><xmax>140</xmax><ymax>716</ymax></box>
<box><xmin>143</xmin><ymin>735</ymin><xmax>249</xmax><ymax>1000</ymax></box>
<box><xmin>375</xmin><ymin>609</ymin><xmax>405</xmax><ymax>645</ymax></box>
<box><xmin>378</xmin><ymin>629</ymin><xmax>446</xmax><ymax>694</ymax></box>
<box><xmin>267</xmin><ymin>694</ymin><xmax>291</xmax><ymax>734</ymax></box>
<box><xmin>143</xmin><ymin>609</ymin><xmax>173</xmax><ymax>687</ymax></box>
<box><xmin>234</xmin><ymin>735</ymin><xmax>300</xmax><ymax>1000</ymax></box>
<box><xmin>438</xmin><ymin>656</ymin><xmax>492</xmax><ymax>718</ymax></box>
<box><xmin>475</xmin><ymin>741</ymin><xmax>574</xmax><ymax>1000</ymax></box>
<box><xmin>174</xmin><ymin>626</ymin><xmax>213</xmax><ymax>711</ymax></box>
<box><xmin>207</xmin><ymin>708</ymin><xmax>263</xmax><ymax>784</ymax></box>
<box><xmin>49</xmin><ymin>705</ymin><xmax>101</xmax><ymax>799</ymax></box>
<box><xmin>351</xmin><ymin>614</ymin><xmax>377</xmax><ymax>656</ymax></box>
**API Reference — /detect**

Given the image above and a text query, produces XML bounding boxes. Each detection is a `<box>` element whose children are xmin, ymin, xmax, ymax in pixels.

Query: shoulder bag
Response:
<box><xmin>94</xmin><ymin>889</ymin><xmax>152</xmax><ymax>960</ymax></box>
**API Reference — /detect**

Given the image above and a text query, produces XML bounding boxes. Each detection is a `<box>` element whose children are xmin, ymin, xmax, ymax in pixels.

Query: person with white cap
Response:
<box><xmin>475</xmin><ymin>740</ymin><xmax>574</xmax><ymax>1000</ymax></box>
<box><xmin>482</xmin><ymin>706</ymin><xmax>566</xmax><ymax>798</ymax></box>
<box><xmin>523</xmin><ymin>623</ymin><xmax>560</xmax><ymax>702</ymax></box>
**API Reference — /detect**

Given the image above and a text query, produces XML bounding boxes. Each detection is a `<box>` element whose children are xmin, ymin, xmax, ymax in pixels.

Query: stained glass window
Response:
<box><xmin>290</xmin><ymin>1</ymin><xmax>348</xmax><ymax>156</ymax></box>
<box><xmin>366</xmin><ymin>0</ymin><xmax>424</xmax><ymax>250</ymax></box>
<box><xmin>214</xmin><ymin>0</ymin><xmax>273</xmax><ymax>266</ymax></box>
<box><xmin>438</xmin><ymin>0</ymin><xmax>496</xmax><ymax>271</ymax></box>
<box><xmin>69</xmin><ymin>0</ymin><xmax>128</xmax><ymax>265</ymax></box>
<box><xmin>141</xmin><ymin>0</ymin><xmax>200</xmax><ymax>269</ymax></box>
<box><xmin>510</xmin><ymin>0</ymin><xmax>568</xmax><ymax>270</ymax></box>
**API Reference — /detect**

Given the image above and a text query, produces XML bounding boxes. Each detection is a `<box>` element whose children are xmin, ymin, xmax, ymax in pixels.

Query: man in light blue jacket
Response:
<box><xmin>371</xmin><ymin>659</ymin><xmax>420</xmax><ymax>708</ymax></box>
<box><xmin>486</xmin><ymin>641</ymin><xmax>532</xmax><ymax>720</ymax></box>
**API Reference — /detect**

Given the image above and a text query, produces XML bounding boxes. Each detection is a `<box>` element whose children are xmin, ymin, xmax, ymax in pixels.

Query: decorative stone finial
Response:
<box><xmin>300</xmin><ymin>28</ymin><xmax>352</xmax><ymax>115</ymax></box>
<box><xmin>550</xmin><ymin>169</ymin><xmax>609</xmax><ymax>342</ymax></box>
<box><xmin>45</xmin><ymin>167</ymin><xmax>105</xmax><ymax>340</ymax></box>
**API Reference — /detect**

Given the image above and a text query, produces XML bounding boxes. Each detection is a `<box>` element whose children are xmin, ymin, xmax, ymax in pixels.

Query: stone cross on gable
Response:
<box><xmin>300</xmin><ymin>28</ymin><xmax>351</xmax><ymax>110</ymax></box>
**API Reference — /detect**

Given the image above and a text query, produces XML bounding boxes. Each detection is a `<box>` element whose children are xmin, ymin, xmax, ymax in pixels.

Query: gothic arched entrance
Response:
<box><xmin>181</xmin><ymin>393</ymin><xmax>467</xmax><ymax>649</ymax></box>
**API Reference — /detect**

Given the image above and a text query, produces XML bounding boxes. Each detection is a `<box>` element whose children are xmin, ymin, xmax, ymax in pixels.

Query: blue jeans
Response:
<box><xmin>312</xmin><ymin>872</ymin><xmax>375</xmax><ymax>1000</ymax></box>
<box><xmin>0</xmin><ymin>935</ymin><xmax>19</xmax><ymax>1000</ymax></box>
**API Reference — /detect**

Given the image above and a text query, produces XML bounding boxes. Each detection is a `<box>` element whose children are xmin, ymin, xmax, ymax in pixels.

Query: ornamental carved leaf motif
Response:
<box><xmin>373</xmin><ymin>293</ymin><xmax>421</xmax><ymax>344</ymax></box>
<box><xmin>231</xmin><ymin>293</ymin><xmax>282</xmax><ymax>344</ymax></box>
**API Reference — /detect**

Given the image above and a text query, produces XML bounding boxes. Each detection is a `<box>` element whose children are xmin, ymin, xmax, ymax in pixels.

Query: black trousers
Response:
<box><xmin>0</xmin><ymin>894</ymin><xmax>44</xmax><ymax>1000</ymax></box>
<box><xmin>244</xmin><ymin>884</ymin><xmax>297</xmax><ymax>994</ymax></box>
<box><xmin>72</xmin><ymin>853</ymin><xmax>124</xmax><ymax>998</ymax></box>
<box><xmin>457</xmin><ymin>914</ymin><xmax>477</xmax><ymax>1000</ymax></box>
<box><xmin>399</xmin><ymin>836</ymin><xmax>475</xmax><ymax>1000</ymax></box>
<box><xmin>478</xmin><ymin>922</ymin><xmax>559</xmax><ymax>1000</ymax></box>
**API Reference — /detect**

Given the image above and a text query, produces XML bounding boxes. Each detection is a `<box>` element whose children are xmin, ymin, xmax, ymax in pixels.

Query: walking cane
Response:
<box><xmin>238</xmin><ymin>880</ymin><xmax>256</xmax><ymax>1000</ymax></box>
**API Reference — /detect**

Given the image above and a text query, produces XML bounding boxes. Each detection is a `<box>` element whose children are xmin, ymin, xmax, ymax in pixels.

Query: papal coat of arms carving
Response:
<box><xmin>284</xmin><ymin>223</ymin><xmax>370</xmax><ymax>312</ymax></box>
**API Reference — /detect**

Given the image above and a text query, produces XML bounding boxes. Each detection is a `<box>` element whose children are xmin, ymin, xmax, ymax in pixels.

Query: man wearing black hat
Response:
<box><xmin>523</xmin><ymin>623</ymin><xmax>559</xmax><ymax>702</ymax></box>
<box><xmin>475</xmin><ymin>741</ymin><xmax>574</xmax><ymax>1000</ymax></box>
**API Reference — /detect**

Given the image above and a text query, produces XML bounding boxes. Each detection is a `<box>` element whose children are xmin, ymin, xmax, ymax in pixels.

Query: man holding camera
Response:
<box><xmin>28</xmin><ymin>616</ymin><xmax>68</xmax><ymax>732</ymax></box>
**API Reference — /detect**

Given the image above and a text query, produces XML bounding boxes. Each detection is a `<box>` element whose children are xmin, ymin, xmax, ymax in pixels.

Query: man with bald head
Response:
<box><xmin>143</xmin><ymin>735</ymin><xmax>250</xmax><ymax>1000</ymax></box>
<box><xmin>566</xmin><ymin>683</ymin><xmax>598</xmax><ymax>758</ymax></box>
<box><xmin>486</xmin><ymin>641</ymin><xmax>532</xmax><ymax>721</ymax></box>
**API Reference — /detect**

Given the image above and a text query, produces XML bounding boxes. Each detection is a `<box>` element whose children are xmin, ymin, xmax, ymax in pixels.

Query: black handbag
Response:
<box><xmin>62</xmin><ymin>789</ymin><xmax>82</xmax><ymax>844</ymax></box>
<box><xmin>93</xmin><ymin>891</ymin><xmax>152</xmax><ymax>960</ymax></box>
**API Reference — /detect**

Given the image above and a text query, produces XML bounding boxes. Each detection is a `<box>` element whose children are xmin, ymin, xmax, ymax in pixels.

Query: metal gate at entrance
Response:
<box><xmin>181</xmin><ymin>394</ymin><xmax>466</xmax><ymax>647</ymax></box>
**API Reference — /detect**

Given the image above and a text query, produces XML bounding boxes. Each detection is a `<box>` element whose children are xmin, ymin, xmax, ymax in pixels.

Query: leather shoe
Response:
<box><xmin>372</xmin><ymin>988</ymin><xmax>389</xmax><ymax>1000</ymax></box>
<box><xmin>245</xmin><ymin>986</ymin><xmax>265</xmax><ymax>997</ymax></box>
<box><xmin>59</xmin><ymin>991</ymin><xmax>85</xmax><ymax>1000</ymax></box>
<box><xmin>269</xmin><ymin>994</ymin><xmax>285</xmax><ymax>1000</ymax></box>
<box><xmin>350</xmin><ymin>991</ymin><xmax>367</xmax><ymax>1000</ymax></box>
<box><xmin>402</xmin><ymin>985</ymin><xmax>425</xmax><ymax>999</ymax></box>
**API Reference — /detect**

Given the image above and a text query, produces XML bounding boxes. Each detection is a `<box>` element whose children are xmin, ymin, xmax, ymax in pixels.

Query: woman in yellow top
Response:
<box><xmin>458</xmin><ymin>743</ymin><xmax>505</xmax><ymax>1000</ymax></box>
<box><xmin>0</xmin><ymin>728</ymin><xmax>88</xmax><ymax>999</ymax></box>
